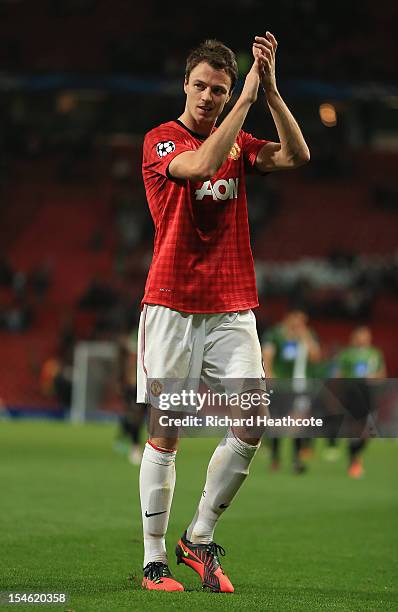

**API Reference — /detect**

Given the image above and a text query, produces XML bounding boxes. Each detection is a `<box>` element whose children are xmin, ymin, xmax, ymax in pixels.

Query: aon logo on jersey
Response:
<box><xmin>195</xmin><ymin>178</ymin><xmax>239</xmax><ymax>201</ymax></box>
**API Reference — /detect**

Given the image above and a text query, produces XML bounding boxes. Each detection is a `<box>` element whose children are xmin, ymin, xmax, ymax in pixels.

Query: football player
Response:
<box><xmin>138</xmin><ymin>33</ymin><xmax>310</xmax><ymax>592</ymax></box>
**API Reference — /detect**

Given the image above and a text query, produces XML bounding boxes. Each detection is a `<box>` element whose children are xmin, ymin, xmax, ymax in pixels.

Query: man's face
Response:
<box><xmin>184</xmin><ymin>62</ymin><xmax>232</xmax><ymax>126</ymax></box>
<box><xmin>351</xmin><ymin>327</ymin><xmax>372</xmax><ymax>348</ymax></box>
<box><xmin>285</xmin><ymin>311</ymin><xmax>308</xmax><ymax>337</ymax></box>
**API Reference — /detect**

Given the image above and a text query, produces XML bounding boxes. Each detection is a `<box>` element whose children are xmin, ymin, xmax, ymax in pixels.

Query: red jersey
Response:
<box><xmin>142</xmin><ymin>119</ymin><xmax>268</xmax><ymax>313</ymax></box>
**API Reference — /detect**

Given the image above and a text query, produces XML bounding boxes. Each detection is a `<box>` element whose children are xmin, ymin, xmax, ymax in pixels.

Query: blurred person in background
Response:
<box><xmin>335</xmin><ymin>326</ymin><xmax>386</xmax><ymax>478</ymax></box>
<box><xmin>115</xmin><ymin>325</ymin><xmax>147</xmax><ymax>465</ymax></box>
<box><xmin>138</xmin><ymin>32</ymin><xmax>310</xmax><ymax>592</ymax></box>
<box><xmin>39</xmin><ymin>316</ymin><xmax>76</xmax><ymax>411</ymax></box>
<box><xmin>262</xmin><ymin>307</ymin><xmax>321</xmax><ymax>473</ymax></box>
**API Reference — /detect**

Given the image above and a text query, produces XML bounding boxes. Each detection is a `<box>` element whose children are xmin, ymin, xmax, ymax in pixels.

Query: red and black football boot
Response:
<box><xmin>142</xmin><ymin>562</ymin><xmax>184</xmax><ymax>591</ymax></box>
<box><xmin>175</xmin><ymin>531</ymin><xmax>234</xmax><ymax>593</ymax></box>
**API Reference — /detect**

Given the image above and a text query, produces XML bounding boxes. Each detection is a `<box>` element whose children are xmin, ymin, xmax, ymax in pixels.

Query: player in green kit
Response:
<box><xmin>335</xmin><ymin>326</ymin><xmax>386</xmax><ymax>478</ymax></box>
<box><xmin>336</xmin><ymin>327</ymin><xmax>385</xmax><ymax>379</ymax></box>
<box><xmin>262</xmin><ymin>308</ymin><xmax>321</xmax><ymax>472</ymax></box>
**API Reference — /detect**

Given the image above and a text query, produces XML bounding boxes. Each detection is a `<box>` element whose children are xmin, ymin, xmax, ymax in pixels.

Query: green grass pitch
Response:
<box><xmin>1</xmin><ymin>420</ymin><xmax>397</xmax><ymax>611</ymax></box>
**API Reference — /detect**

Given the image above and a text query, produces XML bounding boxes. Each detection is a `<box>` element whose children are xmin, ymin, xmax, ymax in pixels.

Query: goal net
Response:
<box><xmin>70</xmin><ymin>341</ymin><xmax>120</xmax><ymax>423</ymax></box>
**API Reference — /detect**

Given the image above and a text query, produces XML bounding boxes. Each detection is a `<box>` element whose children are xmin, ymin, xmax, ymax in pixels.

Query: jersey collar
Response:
<box><xmin>174</xmin><ymin>119</ymin><xmax>208</xmax><ymax>140</ymax></box>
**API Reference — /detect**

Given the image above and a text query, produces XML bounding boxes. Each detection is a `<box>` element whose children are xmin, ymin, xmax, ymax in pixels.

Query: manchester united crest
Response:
<box><xmin>150</xmin><ymin>380</ymin><xmax>163</xmax><ymax>397</ymax></box>
<box><xmin>228</xmin><ymin>143</ymin><xmax>241</xmax><ymax>160</ymax></box>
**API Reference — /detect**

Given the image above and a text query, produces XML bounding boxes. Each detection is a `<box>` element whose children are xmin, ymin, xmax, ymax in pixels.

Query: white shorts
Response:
<box><xmin>137</xmin><ymin>304</ymin><xmax>265</xmax><ymax>410</ymax></box>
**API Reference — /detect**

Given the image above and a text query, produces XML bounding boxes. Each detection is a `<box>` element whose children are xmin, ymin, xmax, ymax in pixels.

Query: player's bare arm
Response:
<box><xmin>368</xmin><ymin>364</ymin><xmax>387</xmax><ymax>379</ymax></box>
<box><xmin>262</xmin><ymin>343</ymin><xmax>275</xmax><ymax>378</ymax></box>
<box><xmin>169</xmin><ymin>57</ymin><xmax>265</xmax><ymax>182</ymax></box>
<box><xmin>304</xmin><ymin>334</ymin><xmax>322</xmax><ymax>362</ymax></box>
<box><xmin>296</xmin><ymin>327</ymin><xmax>322</xmax><ymax>362</ymax></box>
<box><xmin>253</xmin><ymin>32</ymin><xmax>311</xmax><ymax>172</ymax></box>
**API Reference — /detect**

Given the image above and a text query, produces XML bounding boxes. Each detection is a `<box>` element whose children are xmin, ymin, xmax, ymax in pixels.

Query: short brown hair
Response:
<box><xmin>185</xmin><ymin>39</ymin><xmax>238</xmax><ymax>91</ymax></box>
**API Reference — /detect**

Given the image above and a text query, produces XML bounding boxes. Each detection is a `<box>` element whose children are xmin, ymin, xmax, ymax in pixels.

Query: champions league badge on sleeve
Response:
<box><xmin>156</xmin><ymin>141</ymin><xmax>176</xmax><ymax>158</ymax></box>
